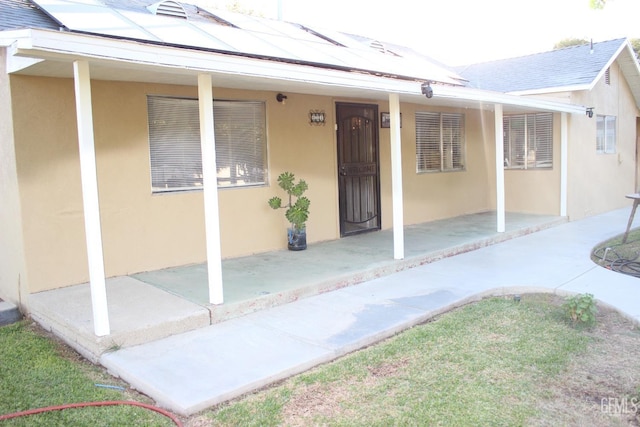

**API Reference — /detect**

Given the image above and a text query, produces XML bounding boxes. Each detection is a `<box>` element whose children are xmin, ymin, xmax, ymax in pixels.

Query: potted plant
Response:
<box><xmin>268</xmin><ymin>171</ymin><xmax>310</xmax><ymax>251</ymax></box>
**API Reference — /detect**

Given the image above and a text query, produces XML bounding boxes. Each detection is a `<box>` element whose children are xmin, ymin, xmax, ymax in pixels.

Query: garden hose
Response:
<box><xmin>0</xmin><ymin>400</ymin><xmax>183</xmax><ymax>426</ymax></box>
<box><xmin>593</xmin><ymin>246</ymin><xmax>640</xmax><ymax>278</ymax></box>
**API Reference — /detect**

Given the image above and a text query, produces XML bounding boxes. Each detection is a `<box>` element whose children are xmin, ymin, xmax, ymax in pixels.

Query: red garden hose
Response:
<box><xmin>0</xmin><ymin>400</ymin><xmax>183</xmax><ymax>426</ymax></box>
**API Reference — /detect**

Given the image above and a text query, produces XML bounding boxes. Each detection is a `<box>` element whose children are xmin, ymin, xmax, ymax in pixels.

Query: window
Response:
<box><xmin>415</xmin><ymin>111</ymin><xmax>465</xmax><ymax>173</ymax></box>
<box><xmin>503</xmin><ymin>113</ymin><xmax>553</xmax><ymax>169</ymax></box>
<box><xmin>148</xmin><ymin>96</ymin><xmax>267</xmax><ymax>192</ymax></box>
<box><xmin>596</xmin><ymin>115</ymin><xmax>616</xmax><ymax>154</ymax></box>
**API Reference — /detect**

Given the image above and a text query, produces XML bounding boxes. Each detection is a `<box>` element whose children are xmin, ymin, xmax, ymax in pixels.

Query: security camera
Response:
<box><xmin>421</xmin><ymin>82</ymin><xmax>433</xmax><ymax>99</ymax></box>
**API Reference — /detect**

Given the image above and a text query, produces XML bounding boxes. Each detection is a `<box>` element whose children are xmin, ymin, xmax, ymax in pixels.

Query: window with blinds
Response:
<box><xmin>147</xmin><ymin>96</ymin><xmax>267</xmax><ymax>192</ymax></box>
<box><xmin>503</xmin><ymin>113</ymin><xmax>553</xmax><ymax>169</ymax></box>
<box><xmin>596</xmin><ymin>115</ymin><xmax>616</xmax><ymax>154</ymax></box>
<box><xmin>415</xmin><ymin>111</ymin><xmax>465</xmax><ymax>173</ymax></box>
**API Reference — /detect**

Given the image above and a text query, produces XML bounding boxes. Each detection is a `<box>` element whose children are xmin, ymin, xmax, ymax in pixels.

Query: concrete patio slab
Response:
<box><xmin>100</xmin><ymin>207</ymin><xmax>640</xmax><ymax>416</ymax></box>
<box><xmin>29</xmin><ymin>276</ymin><xmax>210</xmax><ymax>362</ymax></box>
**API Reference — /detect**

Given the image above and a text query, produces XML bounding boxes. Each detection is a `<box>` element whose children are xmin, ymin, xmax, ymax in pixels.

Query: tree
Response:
<box><xmin>554</xmin><ymin>38</ymin><xmax>589</xmax><ymax>50</ymax></box>
<box><xmin>630</xmin><ymin>39</ymin><xmax>640</xmax><ymax>60</ymax></box>
<box><xmin>590</xmin><ymin>0</ymin><xmax>607</xmax><ymax>9</ymax></box>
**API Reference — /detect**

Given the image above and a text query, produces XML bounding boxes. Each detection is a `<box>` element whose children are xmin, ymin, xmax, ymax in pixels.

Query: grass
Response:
<box><xmin>205</xmin><ymin>294</ymin><xmax>595</xmax><ymax>426</ymax></box>
<box><xmin>0</xmin><ymin>322</ymin><xmax>176</xmax><ymax>426</ymax></box>
<box><xmin>2</xmin><ymin>293</ymin><xmax>639</xmax><ymax>426</ymax></box>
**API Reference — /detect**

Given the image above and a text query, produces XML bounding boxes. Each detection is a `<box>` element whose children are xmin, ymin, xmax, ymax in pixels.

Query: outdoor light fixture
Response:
<box><xmin>421</xmin><ymin>81</ymin><xmax>433</xmax><ymax>99</ymax></box>
<box><xmin>276</xmin><ymin>93</ymin><xmax>288</xmax><ymax>104</ymax></box>
<box><xmin>309</xmin><ymin>110</ymin><xmax>326</xmax><ymax>125</ymax></box>
<box><xmin>586</xmin><ymin>107</ymin><xmax>594</xmax><ymax>118</ymax></box>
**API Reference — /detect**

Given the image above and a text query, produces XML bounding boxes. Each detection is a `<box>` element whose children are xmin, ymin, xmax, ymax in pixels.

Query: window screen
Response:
<box><xmin>148</xmin><ymin>96</ymin><xmax>267</xmax><ymax>192</ymax></box>
<box><xmin>503</xmin><ymin>113</ymin><xmax>553</xmax><ymax>169</ymax></box>
<box><xmin>416</xmin><ymin>111</ymin><xmax>465</xmax><ymax>173</ymax></box>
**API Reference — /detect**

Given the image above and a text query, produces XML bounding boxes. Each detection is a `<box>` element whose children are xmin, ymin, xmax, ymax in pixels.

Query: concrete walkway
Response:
<box><xmin>100</xmin><ymin>208</ymin><xmax>640</xmax><ymax>416</ymax></box>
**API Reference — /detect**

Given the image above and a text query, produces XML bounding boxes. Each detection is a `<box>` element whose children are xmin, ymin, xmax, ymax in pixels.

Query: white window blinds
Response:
<box><xmin>147</xmin><ymin>96</ymin><xmax>266</xmax><ymax>192</ymax></box>
<box><xmin>416</xmin><ymin>111</ymin><xmax>465</xmax><ymax>173</ymax></box>
<box><xmin>503</xmin><ymin>113</ymin><xmax>553</xmax><ymax>169</ymax></box>
<box><xmin>596</xmin><ymin>115</ymin><xmax>616</xmax><ymax>154</ymax></box>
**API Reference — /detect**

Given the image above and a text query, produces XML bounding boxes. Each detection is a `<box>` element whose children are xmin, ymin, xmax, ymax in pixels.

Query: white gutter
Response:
<box><xmin>1</xmin><ymin>29</ymin><xmax>589</xmax><ymax>116</ymax></box>
<box><xmin>432</xmin><ymin>85</ymin><xmax>587</xmax><ymax>115</ymax></box>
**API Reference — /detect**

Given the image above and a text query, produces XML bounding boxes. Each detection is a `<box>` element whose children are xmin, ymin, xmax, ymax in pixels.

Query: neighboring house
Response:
<box><xmin>0</xmin><ymin>0</ymin><xmax>638</xmax><ymax>337</ymax></box>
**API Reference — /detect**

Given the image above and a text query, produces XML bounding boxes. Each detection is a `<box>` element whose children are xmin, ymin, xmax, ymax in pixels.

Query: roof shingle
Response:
<box><xmin>457</xmin><ymin>39</ymin><xmax>627</xmax><ymax>93</ymax></box>
<box><xmin>0</xmin><ymin>0</ymin><xmax>58</xmax><ymax>31</ymax></box>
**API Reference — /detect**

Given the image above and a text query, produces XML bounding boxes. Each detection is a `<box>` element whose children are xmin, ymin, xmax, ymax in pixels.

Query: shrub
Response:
<box><xmin>563</xmin><ymin>293</ymin><xmax>597</xmax><ymax>327</ymax></box>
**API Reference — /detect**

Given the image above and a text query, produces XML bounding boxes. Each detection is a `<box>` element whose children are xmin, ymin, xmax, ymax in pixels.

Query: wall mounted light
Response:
<box><xmin>586</xmin><ymin>107</ymin><xmax>594</xmax><ymax>118</ymax></box>
<box><xmin>309</xmin><ymin>110</ymin><xmax>326</xmax><ymax>125</ymax></box>
<box><xmin>276</xmin><ymin>93</ymin><xmax>288</xmax><ymax>104</ymax></box>
<box><xmin>421</xmin><ymin>81</ymin><xmax>433</xmax><ymax>99</ymax></box>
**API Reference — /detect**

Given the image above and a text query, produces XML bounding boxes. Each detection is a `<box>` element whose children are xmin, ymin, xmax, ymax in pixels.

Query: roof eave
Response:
<box><xmin>1</xmin><ymin>28</ymin><xmax>587</xmax><ymax>115</ymax></box>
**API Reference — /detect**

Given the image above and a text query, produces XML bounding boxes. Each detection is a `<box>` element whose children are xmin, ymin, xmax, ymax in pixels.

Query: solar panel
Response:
<box><xmin>31</xmin><ymin>0</ymin><xmax>463</xmax><ymax>85</ymax></box>
<box><xmin>32</xmin><ymin>0</ymin><xmax>159</xmax><ymax>41</ymax></box>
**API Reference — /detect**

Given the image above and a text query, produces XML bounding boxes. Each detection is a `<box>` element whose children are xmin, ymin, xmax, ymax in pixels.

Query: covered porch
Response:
<box><xmin>28</xmin><ymin>211</ymin><xmax>566</xmax><ymax>362</ymax></box>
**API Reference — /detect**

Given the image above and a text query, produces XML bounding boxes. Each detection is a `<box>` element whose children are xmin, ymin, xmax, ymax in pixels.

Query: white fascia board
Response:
<box><xmin>433</xmin><ymin>85</ymin><xmax>587</xmax><ymax>115</ymax></box>
<box><xmin>5</xmin><ymin>29</ymin><xmax>588</xmax><ymax>115</ymax></box>
<box><xmin>8</xmin><ymin>29</ymin><xmax>412</xmax><ymax>91</ymax></box>
<box><xmin>507</xmin><ymin>85</ymin><xmax>589</xmax><ymax>96</ymax></box>
<box><xmin>0</xmin><ymin>29</ymin><xmax>33</xmax><ymax>47</ymax></box>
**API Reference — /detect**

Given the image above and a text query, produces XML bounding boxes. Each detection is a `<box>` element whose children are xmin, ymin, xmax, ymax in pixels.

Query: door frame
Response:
<box><xmin>335</xmin><ymin>102</ymin><xmax>382</xmax><ymax>237</ymax></box>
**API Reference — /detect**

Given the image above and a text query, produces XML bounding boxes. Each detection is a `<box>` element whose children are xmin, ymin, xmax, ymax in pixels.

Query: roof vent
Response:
<box><xmin>370</xmin><ymin>40</ymin><xmax>387</xmax><ymax>54</ymax></box>
<box><xmin>147</xmin><ymin>1</ymin><xmax>187</xmax><ymax>19</ymax></box>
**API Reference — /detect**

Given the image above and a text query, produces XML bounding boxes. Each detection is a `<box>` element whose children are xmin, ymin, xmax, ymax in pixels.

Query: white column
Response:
<box><xmin>560</xmin><ymin>112</ymin><xmax>568</xmax><ymax>217</ymax></box>
<box><xmin>73</xmin><ymin>60</ymin><xmax>110</xmax><ymax>336</ymax></box>
<box><xmin>389</xmin><ymin>93</ymin><xmax>404</xmax><ymax>259</ymax></box>
<box><xmin>198</xmin><ymin>74</ymin><xmax>224</xmax><ymax>305</ymax></box>
<box><xmin>495</xmin><ymin>104</ymin><xmax>505</xmax><ymax>232</ymax></box>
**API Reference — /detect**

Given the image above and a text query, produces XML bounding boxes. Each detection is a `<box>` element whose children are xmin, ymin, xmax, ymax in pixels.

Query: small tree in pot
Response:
<box><xmin>268</xmin><ymin>171</ymin><xmax>310</xmax><ymax>251</ymax></box>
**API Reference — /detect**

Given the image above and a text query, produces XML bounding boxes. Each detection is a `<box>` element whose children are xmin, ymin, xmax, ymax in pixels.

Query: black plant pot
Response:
<box><xmin>288</xmin><ymin>228</ymin><xmax>307</xmax><ymax>251</ymax></box>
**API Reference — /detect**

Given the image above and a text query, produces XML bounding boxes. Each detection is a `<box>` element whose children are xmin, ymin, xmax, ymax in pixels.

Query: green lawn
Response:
<box><xmin>0</xmin><ymin>322</ymin><xmax>177</xmax><ymax>426</ymax></box>
<box><xmin>206</xmin><ymin>294</ymin><xmax>594</xmax><ymax>426</ymax></box>
<box><xmin>2</xmin><ymin>293</ymin><xmax>637</xmax><ymax>426</ymax></box>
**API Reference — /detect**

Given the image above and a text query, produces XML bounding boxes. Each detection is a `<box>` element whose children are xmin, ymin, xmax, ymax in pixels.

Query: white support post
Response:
<box><xmin>198</xmin><ymin>74</ymin><xmax>224</xmax><ymax>305</ymax></box>
<box><xmin>73</xmin><ymin>60</ymin><xmax>110</xmax><ymax>336</ymax></box>
<box><xmin>560</xmin><ymin>112</ymin><xmax>568</xmax><ymax>217</ymax></box>
<box><xmin>389</xmin><ymin>93</ymin><xmax>404</xmax><ymax>259</ymax></box>
<box><xmin>495</xmin><ymin>104</ymin><xmax>505</xmax><ymax>232</ymax></box>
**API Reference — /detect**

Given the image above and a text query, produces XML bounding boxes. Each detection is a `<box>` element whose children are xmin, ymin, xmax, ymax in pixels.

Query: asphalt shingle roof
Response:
<box><xmin>457</xmin><ymin>38</ymin><xmax>627</xmax><ymax>93</ymax></box>
<box><xmin>0</xmin><ymin>0</ymin><xmax>58</xmax><ymax>31</ymax></box>
<box><xmin>0</xmin><ymin>0</ymin><xmax>631</xmax><ymax>96</ymax></box>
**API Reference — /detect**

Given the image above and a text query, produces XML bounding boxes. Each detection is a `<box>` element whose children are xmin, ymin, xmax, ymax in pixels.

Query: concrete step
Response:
<box><xmin>0</xmin><ymin>300</ymin><xmax>22</xmax><ymax>326</ymax></box>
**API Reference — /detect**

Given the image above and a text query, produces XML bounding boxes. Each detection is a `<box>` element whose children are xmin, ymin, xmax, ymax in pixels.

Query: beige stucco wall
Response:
<box><xmin>503</xmin><ymin>113</ymin><xmax>562</xmax><ymax>216</ymax></box>
<box><xmin>12</xmin><ymin>77</ymin><xmax>342</xmax><ymax>292</ymax></box>
<box><xmin>0</xmin><ymin>48</ymin><xmax>29</xmax><ymax>307</ymax></box>
<box><xmin>17</xmin><ymin>67</ymin><xmax>636</xmax><ymax>294</ymax></box>
<box><xmin>12</xmin><ymin>75</ymin><xmax>502</xmax><ymax>293</ymax></box>
<box><xmin>565</xmin><ymin>61</ymin><xmax>639</xmax><ymax>220</ymax></box>
<box><xmin>393</xmin><ymin>104</ymin><xmax>495</xmax><ymax>224</ymax></box>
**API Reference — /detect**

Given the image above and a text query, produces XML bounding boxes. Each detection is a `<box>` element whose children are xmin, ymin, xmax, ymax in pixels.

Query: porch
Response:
<box><xmin>28</xmin><ymin>211</ymin><xmax>566</xmax><ymax>362</ymax></box>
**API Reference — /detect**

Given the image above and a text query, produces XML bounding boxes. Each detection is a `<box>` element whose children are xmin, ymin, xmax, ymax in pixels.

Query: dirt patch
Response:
<box><xmin>529</xmin><ymin>300</ymin><xmax>640</xmax><ymax>426</ymax></box>
<box><xmin>281</xmin><ymin>382</ymin><xmax>352</xmax><ymax>426</ymax></box>
<box><xmin>280</xmin><ymin>358</ymin><xmax>409</xmax><ymax>425</ymax></box>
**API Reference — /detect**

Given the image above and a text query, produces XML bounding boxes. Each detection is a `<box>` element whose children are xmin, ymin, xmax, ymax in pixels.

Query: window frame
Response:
<box><xmin>596</xmin><ymin>114</ymin><xmax>617</xmax><ymax>154</ymax></box>
<box><xmin>147</xmin><ymin>95</ymin><xmax>267</xmax><ymax>193</ymax></box>
<box><xmin>503</xmin><ymin>112</ymin><xmax>553</xmax><ymax>170</ymax></box>
<box><xmin>415</xmin><ymin>111</ymin><xmax>465</xmax><ymax>173</ymax></box>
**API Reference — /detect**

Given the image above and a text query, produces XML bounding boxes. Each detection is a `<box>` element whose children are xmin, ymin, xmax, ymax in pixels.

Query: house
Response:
<box><xmin>457</xmin><ymin>39</ymin><xmax>640</xmax><ymax>220</ymax></box>
<box><xmin>1</xmin><ymin>0</ymin><xmax>638</xmax><ymax>343</ymax></box>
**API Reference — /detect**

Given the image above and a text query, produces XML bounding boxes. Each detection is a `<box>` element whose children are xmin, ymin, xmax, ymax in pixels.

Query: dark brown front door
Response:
<box><xmin>336</xmin><ymin>103</ymin><xmax>381</xmax><ymax>236</ymax></box>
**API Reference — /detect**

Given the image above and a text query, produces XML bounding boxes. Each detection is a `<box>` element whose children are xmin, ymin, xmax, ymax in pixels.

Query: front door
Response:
<box><xmin>336</xmin><ymin>103</ymin><xmax>381</xmax><ymax>236</ymax></box>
